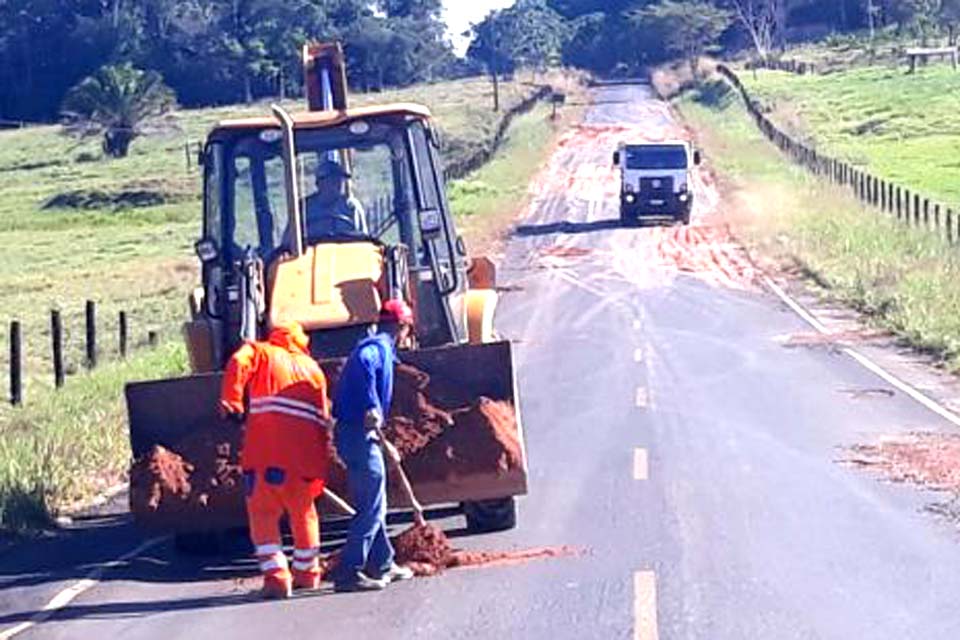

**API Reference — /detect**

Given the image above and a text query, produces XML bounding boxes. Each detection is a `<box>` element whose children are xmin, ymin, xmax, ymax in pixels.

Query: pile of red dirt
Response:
<box><xmin>843</xmin><ymin>432</ymin><xmax>960</xmax><ymax>491</ymax></box>
<box><xmin>130</xmin><ymin>427</ymin><xmax>244</xmax><ymax>525</ymax></box>
<box><xmin>404</xmin><ymin>398</ymin><xmax>522</xmax><ymax>483</ymax></box>
<box><xmin>390</xmin><ymin>524</ymin><xmax>579</xmax><ymax>577</ymax></box>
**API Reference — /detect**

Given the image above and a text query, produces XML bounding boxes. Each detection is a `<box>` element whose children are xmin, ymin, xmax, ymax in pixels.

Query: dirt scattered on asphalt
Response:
<box><xmin>391</xmin><ymin>524</ymin><xmax>580</xmax><ymax>577</ymax></box>
<box><xmin>842</xmin><ymin>432</ymin><xmax>960</xmax><ymax>491</ymax></box>
<box><xmin>780</xmin><ymin>329</ymin><xmax>889</xmax><ymax>349</ymax></box>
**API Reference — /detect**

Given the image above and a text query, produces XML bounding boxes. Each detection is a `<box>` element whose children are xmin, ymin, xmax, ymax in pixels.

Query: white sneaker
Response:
<box><xmin>379</xmin><ymin>562</ymin><xmax>414</xmax><ymax>583</ymax></box>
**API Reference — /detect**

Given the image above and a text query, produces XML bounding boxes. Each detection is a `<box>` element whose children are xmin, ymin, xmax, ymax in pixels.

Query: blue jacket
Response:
<box><xmin>333</xmin><ymin>333</ymin><xmax>396</xmax><ymax>428</ymax></box>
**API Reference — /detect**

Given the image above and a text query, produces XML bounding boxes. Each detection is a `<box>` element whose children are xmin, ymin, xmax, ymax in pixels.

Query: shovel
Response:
<box><xmin>376</xmin><ymin>427</ymin><xmax>427</xmax><ymax>527</ymax></box>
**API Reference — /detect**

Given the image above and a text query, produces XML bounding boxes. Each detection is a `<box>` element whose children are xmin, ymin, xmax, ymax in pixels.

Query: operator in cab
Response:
<box><xmin>304</xmin><ymin>159</ymin><xmax>366</xmax><ymax>242</ymax></box>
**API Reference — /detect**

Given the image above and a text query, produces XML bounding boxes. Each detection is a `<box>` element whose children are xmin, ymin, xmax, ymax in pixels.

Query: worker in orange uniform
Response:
<box><xmin>219</xmin><ymin>321</ymin><xmax>331</xmax><ymax>600</ymax></box>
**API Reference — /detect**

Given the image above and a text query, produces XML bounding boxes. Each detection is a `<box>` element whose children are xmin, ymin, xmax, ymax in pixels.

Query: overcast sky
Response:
<box><xmin>443</xmin><ymin>0</ymin><xmax>516</xmax><ymax>55</ymax></box>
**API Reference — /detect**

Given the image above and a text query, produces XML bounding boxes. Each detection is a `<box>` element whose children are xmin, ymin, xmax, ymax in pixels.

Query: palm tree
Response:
<box><xmin>61</xmin><ymin>63</ymin><xmax>177</xmax><ymax>158</ymax></box>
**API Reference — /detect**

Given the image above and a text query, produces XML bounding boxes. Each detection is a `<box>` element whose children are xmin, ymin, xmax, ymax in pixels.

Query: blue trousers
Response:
<box><xmin>335</xmin><ymin>428</ymin><xmax>395</xmax><ymax>579</ymax></box>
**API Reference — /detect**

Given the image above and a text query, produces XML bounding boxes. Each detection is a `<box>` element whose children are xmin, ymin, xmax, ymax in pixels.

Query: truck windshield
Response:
<box><xmin>217</xmin><ymin>120</ymin><xmax>416</xmax><ymax>263</ymax></box>
<box><xmin>625</xmin><ymin>145</ymin><xmax>688</xmax><ymax>170</ymax></box>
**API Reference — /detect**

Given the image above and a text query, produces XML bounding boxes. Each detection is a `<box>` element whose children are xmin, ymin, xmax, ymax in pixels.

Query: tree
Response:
<box><xmin>633</xmin><ymin>0</ymin><xmax>733</xmax><ymax>76</ymax></box>
<box><xmin>467</xmin><ymin>0</ymin><xmax>572</xmax><ymax>74</ymax></box>
<box><xmin>724</xmin><ymin>0</ymin><xmax>782</xmax><ymax>58</ymax></box>
<box><xmin>61</xmin><ymin>63</ymin><xmax>176</xmax><ymax>158</ymax></box>
<box><xmin>942</xmin><ymin>0</ymin><xmax>960</xmax><ymax>44</ymax></box>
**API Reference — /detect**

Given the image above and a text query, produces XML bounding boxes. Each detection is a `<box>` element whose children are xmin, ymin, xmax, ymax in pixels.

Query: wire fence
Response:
<box><xmin>716</xmin><ymin>63</ymin><xmax>959</xmax><ymax>243</ymax></box>
<box><xmin>6</xmin><ymin>301</ymin><xmax>161</xmax><ymax>407</ymax></box>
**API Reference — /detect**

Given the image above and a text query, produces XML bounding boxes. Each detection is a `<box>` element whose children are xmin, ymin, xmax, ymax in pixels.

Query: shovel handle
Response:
<box><xmin>376</xmin><ymin>428</ymin><xmax>426</xmax><ymax>523</ymax></box>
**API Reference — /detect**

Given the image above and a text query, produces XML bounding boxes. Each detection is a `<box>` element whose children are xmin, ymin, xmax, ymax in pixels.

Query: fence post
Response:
<box><xmin>888</xmin><ymin>182</ymin><xmax>894</xmax><ymax>214</ymax></box>
<box><xmin>119</xmin><ymin>311</ymin><xmax>128</xmax><ymax>358</ymax></box>
<box><xmin>934</xmin><ymin>204</ymin><xmax>942</xmax><ymax>236</ymax></box>
<box><xmin>880</xmin><ymin>180</ymin><xmax>887</xmax><ymax>210</ymax></box>
<box><xmin>51</xmin><ymin>310</ymin><xmax>64</xmax><ymax>388</ymax></box>
<box><xmin>85</xmin><ymin>299</ymin><xmax>97</xmax><ymax>369</ymax></box>
<box><xmin>148</xmin><ymin>330</ymin><xmax>158</xmax><ymax>348</ymax></box>
<box><xmin>914</xmin><ymin>194</ymin><xmax>921</xmax><ymax>226</ymax></box>
<box><xmin>10</xmin><ymin>321</ymin><xmax>21</xmax><ymax>406</ymax></box>
<box><xmin>896</xmin><ymin>187</ymin><xmax>903</xmax><ymax>220</ymax></box>
<box><xmin>923</xmin><ymin>199</ymin><xmax>930</xmax><ymax>228</ymax></box>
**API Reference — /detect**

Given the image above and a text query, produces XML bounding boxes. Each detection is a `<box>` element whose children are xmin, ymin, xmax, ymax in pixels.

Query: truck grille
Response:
<box><xmin>640</xmin><ymin>177</ymin><xmax>674</xmax><ymax>193</ymax></box>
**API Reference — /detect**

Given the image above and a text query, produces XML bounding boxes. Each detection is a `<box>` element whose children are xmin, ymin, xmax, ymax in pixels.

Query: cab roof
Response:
<box><xmin>214</xmin><ymin>102</ymin><xmax>433</xmax><ymax>131</ymax></box>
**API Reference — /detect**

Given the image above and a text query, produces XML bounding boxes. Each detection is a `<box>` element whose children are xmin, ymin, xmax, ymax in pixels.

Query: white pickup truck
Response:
<box><xmin>613</xmin><ymin>141</ymin><xmax>700</xmax><ymax>226</ymax></box>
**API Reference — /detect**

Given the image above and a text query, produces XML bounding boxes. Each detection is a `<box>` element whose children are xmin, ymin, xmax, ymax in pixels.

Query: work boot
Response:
<box><xmin>292</xmin><ymin>569</ymin><xmax>321</xmax><ymax>591</ymax></box>
<box><xmin>333</xmin><ymin>571</ymin><xmax>387</xmax><ymax>593</ymax></box>
<box><xmin>377</xmin><ymin>562</ymin><xmax>414</xmax><ymax>583</ymax></box>
<box><xmin>261</xmin><ymin>574</ymin><xmax>293</xmax><ymax>600</ymax></box>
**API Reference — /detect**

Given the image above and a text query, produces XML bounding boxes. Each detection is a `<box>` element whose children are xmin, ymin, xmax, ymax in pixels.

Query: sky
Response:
<box><xmin>443</xmin><ymin>0</ymin><xmax>516</xmax><ymax>55</ymax></box>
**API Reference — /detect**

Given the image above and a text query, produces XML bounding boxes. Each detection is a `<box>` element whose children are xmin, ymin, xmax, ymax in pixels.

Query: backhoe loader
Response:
<box><xmin>124</xmin><ymin>44</ymin><xmax>527</xmax><ymax>549</ymax></box>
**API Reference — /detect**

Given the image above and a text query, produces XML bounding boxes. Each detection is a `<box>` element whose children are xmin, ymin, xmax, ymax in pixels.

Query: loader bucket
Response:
<box><xmin>125</xmin><ymin>340</ymin><xmax>526</xmax><ymax>533</ymax></box>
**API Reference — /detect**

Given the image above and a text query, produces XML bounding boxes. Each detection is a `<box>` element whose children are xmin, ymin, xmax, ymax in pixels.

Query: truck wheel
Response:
<box><xmin>174</xmin><ymin>531</ymin><xmax>222</xmax><ymax>556</ymax></box>
<box><xmin>679</xmin><ymin>208</ymin><xmax>691</xmax><ymax>226</ymax></box>
<box><xmin>462</xmin><ymin>498</ymin><xmax>517</xmax><ymax>533</ymax></box>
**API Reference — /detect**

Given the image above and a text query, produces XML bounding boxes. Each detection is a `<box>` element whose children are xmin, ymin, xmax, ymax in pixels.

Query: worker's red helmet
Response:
<box><xmin>380</xmin><ymin>299</ymin><xmax>414</xmax><ymax>325</ymax></box>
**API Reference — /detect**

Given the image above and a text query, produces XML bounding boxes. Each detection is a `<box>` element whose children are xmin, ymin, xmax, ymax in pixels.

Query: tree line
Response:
<box><xmin>4</xmin><ymin>0</ymin><xmax>960</xmax><ymax>126</ymax></box>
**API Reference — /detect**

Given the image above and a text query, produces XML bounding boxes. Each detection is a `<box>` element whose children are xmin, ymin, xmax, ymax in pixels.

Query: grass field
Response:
<box><xmin>738</xmin><ymin>64</ymin><xmax>960</xmax><ymax>210</ymax></box>
<box><xmin>0</xmin><ymin>72</ymin><xmax>581</xmax><ymax>532</ymax></box>
<box><xmin>669</xmin><ymin>70</ymin><xmax>960</xmax><ymax>377</ymax></box>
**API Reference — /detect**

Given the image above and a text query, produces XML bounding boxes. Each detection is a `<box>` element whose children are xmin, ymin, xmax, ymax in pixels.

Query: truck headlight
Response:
<box><xmin>625</xmin><ymin>194</ymin><xmax>636</xmax><ymax>204</ymax></box>
<box><xmin>679</xmin><ymin>193</ymin><xmax>689</xmax><ymax>202</ymax></box>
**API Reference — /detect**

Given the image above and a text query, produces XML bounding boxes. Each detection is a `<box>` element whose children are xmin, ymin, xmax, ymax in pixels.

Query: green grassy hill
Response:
<box><xmin>738</xmin><ymin>63</ymin><xmax>960</xmax><ymax>211</ymax></box>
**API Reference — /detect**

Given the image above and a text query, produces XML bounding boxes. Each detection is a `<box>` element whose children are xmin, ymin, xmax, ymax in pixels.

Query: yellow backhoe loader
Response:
<box><xmin>124</xmin><ymin>44</ymin><xmax>527</xmax><ymax>551</ymax></box>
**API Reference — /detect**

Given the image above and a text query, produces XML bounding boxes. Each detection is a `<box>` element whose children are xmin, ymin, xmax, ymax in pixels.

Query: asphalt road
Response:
<box><xmin>5</xmin><ymin>83</ymin><xmax>960</xmax><ymax>639</ymax></box>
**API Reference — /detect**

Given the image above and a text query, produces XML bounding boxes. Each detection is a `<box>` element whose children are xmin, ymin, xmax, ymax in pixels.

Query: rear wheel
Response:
<box><xmin>462</xmin><ymin>498</ymin><xmax>517</xmax><ymax>533</ymax></box>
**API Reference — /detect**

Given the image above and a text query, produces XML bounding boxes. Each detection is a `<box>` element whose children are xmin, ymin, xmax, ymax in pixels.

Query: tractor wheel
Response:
<box><xmin>462</xmin><ymin>498</ymin><xmax>517</xmax><ymax>533</ymax></box>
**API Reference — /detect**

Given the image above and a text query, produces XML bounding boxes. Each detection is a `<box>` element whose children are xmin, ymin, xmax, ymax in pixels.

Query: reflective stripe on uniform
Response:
<box><xmin>260</xmin><ymin>557</ymin><xmax>288</xmax><ymax>572</ymax></box>
<box><xmin>255</xmin><ymin>543</ymin><xmax>283</xmax><ymax>556</ymax></box>
<box><xmin>293</xmin><ymin>547</ymin><xmax>319</xmax><ymax>560</ymax></box>
<box><xmin>292</xmin><ymin>558</ymin><xmax>319</xmax><ymax>571</ymax></box>
<box><xmin>250</xmin><ymin>396</ymin><xmax>327</xmax><ymax>426</ymax></box>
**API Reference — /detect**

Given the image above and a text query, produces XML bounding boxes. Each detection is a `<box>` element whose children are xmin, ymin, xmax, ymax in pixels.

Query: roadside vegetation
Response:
<box><xmin>659</xmin><ymin>65</ymin><xmax>960</xmax><ymax>373</ymax></box>
<box><xmin>0</xmin><ymin>73</ymin><xmax>581</xmax><ymax>533</ymax></box>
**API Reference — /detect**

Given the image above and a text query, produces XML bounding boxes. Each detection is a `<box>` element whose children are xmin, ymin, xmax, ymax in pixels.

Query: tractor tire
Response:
<box><xmin>462</xmin><ymin>497</ymin><xmax>517</xmax><ymax>533</ymax></box>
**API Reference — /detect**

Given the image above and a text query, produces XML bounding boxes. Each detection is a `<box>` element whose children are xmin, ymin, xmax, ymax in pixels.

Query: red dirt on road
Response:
<box><xmin>843</xmin><ymin>433</ymin><xmax>960</xmax><ymax>491</ymax></box>
<box><xmin>390</xmin><ymin>524</ymin><xmax>580</xmax><ymax>577</ymax></box>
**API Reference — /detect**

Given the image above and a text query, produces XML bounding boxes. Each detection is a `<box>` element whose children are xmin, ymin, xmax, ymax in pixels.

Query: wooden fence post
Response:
<box><xmin>148</xmin><ymin>330</ymin><xmax>158</xmax><ymax>347</ymax></box>
<box><xmin>934</xmin><ymin>204</ymin><xmax>942</xmax><ymax>235</ymax></box>
<box><xmin>10</xmin><ymin>321</ymin><xmax>21</xmax><ymax>406</ymax></box>
<box><xmin>119</xmin><ymin>311</ymin><xmax>128</xmax><ymax>358</ymax></box>
<box><xmin>896</xmin><ymin>187</ymin><xmax>903</xmax><ymax>220</ymax></box>
<box><xmin>923</xmin><ymin>199</ymin><xmax>930</xmax><ymax>228</ymax></box>
<box><xmin>914</xmin><ymin>194</ymin><xmax>921</xmax><ymax>226</ymax></box>
<box><xmin>51</xmin><ymin>310</ymin><xmax>64</xmax><ymax>388</ymax></box>
<box><xmin>85</xmin><ymin>299</ymin><xmax>97</xmax><ymax>369</ymax></box>
<box><xmin>880</xmin><ymin>180</ymin><xmax>887</xmax><ymax>210</ymax></box>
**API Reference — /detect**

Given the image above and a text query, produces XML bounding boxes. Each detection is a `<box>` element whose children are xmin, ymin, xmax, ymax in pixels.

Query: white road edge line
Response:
<box><xmin>634</xmin><ymin>348</ymin><xmax>644</xmax><ymax>363</ymax></box>
<box><xmin>762</xmin><ymin>275</ymin><xmax>960</xmax><ymax>429</ymax></box>
<box><xmin>0</xmin><ymin>536</ymin><xmax>168</xmax><ymax>640</ymax></box>
<box><xmin>634</xmin><ymin>448</ymin><xmax>649</xmax><ymax>480</ymax></box>
<box><xmin>633</xmin><ymin>570</ymin><xmax>659</xmax><ymax>640</ymax></box>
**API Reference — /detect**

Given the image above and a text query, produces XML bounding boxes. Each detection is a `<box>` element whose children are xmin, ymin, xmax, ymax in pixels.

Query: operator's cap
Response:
<box><xmin>380</xmin><ymin>299</ymin><xmax>414</xmax><ymax>325</ymax></box>
<box><xmin>314</xmin><ymin>159</ymin><xmax>351</xmax><ymax>179</ymax></box>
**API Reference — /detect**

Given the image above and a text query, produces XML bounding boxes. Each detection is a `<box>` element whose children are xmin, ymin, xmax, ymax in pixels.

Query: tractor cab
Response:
<box><xmin>190</xmin><ymin>104</ymin><xmax>471</xmax><ymax>367</ymax></box>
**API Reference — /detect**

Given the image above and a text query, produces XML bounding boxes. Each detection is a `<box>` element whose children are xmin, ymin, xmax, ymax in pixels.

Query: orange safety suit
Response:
<box><xmin>219</xmin><ymin>322</ymin><xmax>330</xmax><ymax>595</ymax></box>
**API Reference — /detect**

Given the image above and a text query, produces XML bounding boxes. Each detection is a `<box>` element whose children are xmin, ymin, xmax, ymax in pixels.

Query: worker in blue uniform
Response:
<box><xmin>332</xmin><ymin>299</ymin><xmax>417</xmax><ymax>592</ymax></box>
